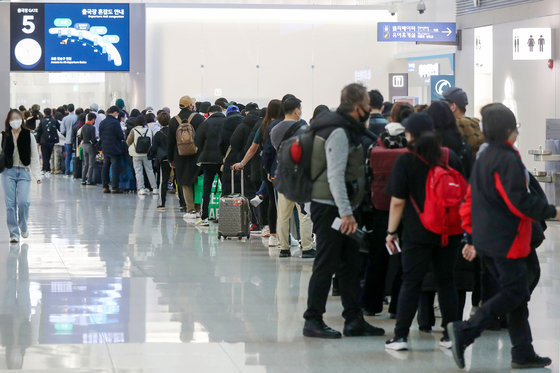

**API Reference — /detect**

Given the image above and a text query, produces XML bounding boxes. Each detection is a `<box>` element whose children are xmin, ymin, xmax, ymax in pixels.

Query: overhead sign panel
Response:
<box><xmin>513</xmin><ymin>28</ymin><xmax>552</xmax><ymax>60</ymax></box>
<box><xmin>11</xmin><ymin>3</ymin><xmax>129</xmax><ymax>71</ymax></box>
<box><xmin>430</xmin><ymin>75</ymin><xmax>455</xmax><ymax>101</ymax></box>
<box><xmin>378</xmin><ymin>22</ymin><xmax>456</xmax><ymax>43</ymax></box>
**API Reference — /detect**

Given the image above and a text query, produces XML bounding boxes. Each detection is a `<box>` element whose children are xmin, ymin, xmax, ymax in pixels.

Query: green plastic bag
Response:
<box><xmin>194</xmin><ymin>175</ymin><xmax>204</xmax><ymax>204</ymax></box>
<box><xmin>208</xmin><ymin>176</ymin><xmax>221</xmax><ymax>221</ymax></box>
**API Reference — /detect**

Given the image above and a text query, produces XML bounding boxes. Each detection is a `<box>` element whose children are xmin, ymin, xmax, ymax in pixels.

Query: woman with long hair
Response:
<box><xmin>384</xmin><ymin>112</ymin><xmax>464</xmax><ymax>351</ymax></box>
<box><xmin>1</xmin><ymin>109</ymin><xmax>42</xmax><ymax>243</ymax></box>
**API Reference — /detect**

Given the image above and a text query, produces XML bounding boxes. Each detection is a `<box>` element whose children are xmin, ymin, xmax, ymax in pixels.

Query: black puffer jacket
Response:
<box><xmin>222</xmin><ymin>114</ymin><xmax>259</xmax><ymax>195</ymax></box>
<box><xmin>220</xmin><ymin>113</ymin><xmax>243</xmax><ymax>155</ymax></box>
<box><xmin>195</xmin><ymin>112</ymin><xmax>225</xmax><ymax>165</ymax></box>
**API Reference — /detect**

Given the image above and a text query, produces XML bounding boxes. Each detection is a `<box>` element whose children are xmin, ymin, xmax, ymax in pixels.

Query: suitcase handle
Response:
<box><xmin>230</xmin><ymin>168</ymin><xmax>244</xmax><ymax>196</ymax></box>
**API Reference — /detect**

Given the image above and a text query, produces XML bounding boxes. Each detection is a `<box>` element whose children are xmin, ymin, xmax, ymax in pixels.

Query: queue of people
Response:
<box><xmin>3</xmin><ymin>82</ymin><xmax>555</xmax><ymax>371</ymax></box>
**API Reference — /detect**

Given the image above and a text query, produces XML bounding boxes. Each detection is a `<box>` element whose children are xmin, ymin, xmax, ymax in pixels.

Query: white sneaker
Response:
<box><xmin>268</xmin><ymin>235</ymin><xmax>279</xmax><ymax>247</ymax></box>
<box><xmin>184</xmin><ymin>212</ymin><xmax>198</xmax><ymax>219</ymax></box>
<box><xmin>138</xmin><ymin>189</ymin><xmax>147</xmax><ymax>195</ymax></box>
<box><xmin>195</xmin><ymin>219</ymin><xmax>210</xmax><ymax>227</ymax></box>
<box><xmin>45</xmin><ymin>172</ymin><xmax>51</xmax><ymax>178</ymax></box>
<box><xmin>290</xmin><ymin>235</ymin><xmax>300</xmax><ymax>247</ymax></box>
<box><xmin>152</xmin><ymin>189</ymin><xmax>159</xmax><ymax>195</ymax></box>
<box><xmin>439</xmin><ymin>337</ymin><xmax>452</xmax><ymax>349</ymax></box>
<box><xmin>250</xmin><ymin>195</ymin><xmax>263</xmax><ymax>207</ymax></box>
<box><xmin>21</xmin><ymin>230</ymin><xmax>29</xmax><ymax>239</ymax></box>
<box><xmin>385</xmin><ymin>337</ymin><xmax>408</xmax><ymax>351</ymax></box>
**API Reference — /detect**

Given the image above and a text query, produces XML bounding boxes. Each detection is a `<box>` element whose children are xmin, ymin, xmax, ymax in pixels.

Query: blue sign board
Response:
<box><xmin>378</xmin><ymin>22</ymin><xmax>456</xmax><ymax>43</ymax></box>
<box><xmin>11</xmin><ymin>3</ymin><xmax>129</xmax><ymax>71</ymax></box>
<box><xmin>430</xmin><ymin>75</ymin><xmax>455</xmax><ymax>101</ymax></box>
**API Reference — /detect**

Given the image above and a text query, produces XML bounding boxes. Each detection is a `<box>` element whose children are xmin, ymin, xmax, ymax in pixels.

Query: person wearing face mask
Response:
<box><xmin>268</xmin><ymin>97</ymin><xmax>316</xmax><ymax>258</ymax></box>
<box><xmin>1</xmin><ymin>110</ymin><xmax>42</xmax><ymax>243</ymax></box>
<box><xmin>303</xmin><ymin>83</ymin><xmax>384</xmax><ymax>339</ymax></box>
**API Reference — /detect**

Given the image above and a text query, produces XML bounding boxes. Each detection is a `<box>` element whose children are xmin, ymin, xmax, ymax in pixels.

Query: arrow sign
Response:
<box><xmin>378</xmin><ymin>22</ymin><xmax>456</xmax><ymax>43</ymax></box>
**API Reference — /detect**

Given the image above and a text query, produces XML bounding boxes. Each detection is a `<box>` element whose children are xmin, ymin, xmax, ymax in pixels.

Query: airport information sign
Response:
<box><xmin>377</xmin><ymin>22</ymin><xmax>456</xmax><ymax>43</ymax></box>
<box><xmin>11</xmin><ymin>3</ymin><xmax>129</xmax><ymax>71</ymax></box>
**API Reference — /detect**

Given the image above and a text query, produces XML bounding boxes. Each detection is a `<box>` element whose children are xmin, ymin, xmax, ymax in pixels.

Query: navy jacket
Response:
<box><xmin>99</xmin><ymin>115</ymin><xmax>125</xmax><ymax>155</ymax></box>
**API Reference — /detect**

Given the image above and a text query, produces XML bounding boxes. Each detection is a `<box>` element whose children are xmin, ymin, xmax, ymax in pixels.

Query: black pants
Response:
<box><xmin>361</xmin><ymin>210</ymin><xmax>401</xmax><ymax>314</ymax></box>
<box><xmin>304</xmin><ymin>203</ymin><xmax>362</xmax><ymax>322</ymax></box>
<box><xmin>459</xmin><ymin>255</ymin><xmax>534</xmax><ymax>361</ymax></box>
<box><xmin>394</xmin><ymin>238</ymin><xmax>459</xmax><ymax>338</ymax></box>
<box><xmin>159</xmin><ymin>161</ymin><xmax>172</xmax><ymax>207</ymax></box>
<box><xmin>41</xmin><ymin>144</ymin><xmax>54</xmax><ymax>172</ymax></box>
<box><xmin>102</xmin><ymin>154</ymin><xmax>122</xmax><ymax>190</ymax></box>
<box><xmin>201</xmin><ymin>164</ymin><xmax>221</xmax><ymax>220</ymax></box>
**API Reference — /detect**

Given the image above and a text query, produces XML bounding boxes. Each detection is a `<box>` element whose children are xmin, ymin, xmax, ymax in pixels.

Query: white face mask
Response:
<box><xmin>10</xmin><ymin>119</ymin><xmax>22</xmax><ymax>130</ymax></box>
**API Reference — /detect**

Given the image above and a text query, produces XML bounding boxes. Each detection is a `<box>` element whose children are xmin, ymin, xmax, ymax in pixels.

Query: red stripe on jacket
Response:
<box><xmin>494</xmin><ymin>172</ymin><xmax>532</xmax><ymax>259</ymax></box>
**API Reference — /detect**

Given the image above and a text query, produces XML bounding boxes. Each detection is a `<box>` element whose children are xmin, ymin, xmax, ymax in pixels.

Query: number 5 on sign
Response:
<box><xmin>22</xmin><ymin>15</ymin><xmax>35</xmax><ymax>34</ymax></box>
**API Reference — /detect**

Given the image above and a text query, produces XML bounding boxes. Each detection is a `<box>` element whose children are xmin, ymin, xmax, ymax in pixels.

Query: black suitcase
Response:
<box><xmin>218</xmin><ymin>169</ymin><xmax>251</xmax><ymax>240</ymax></box>
<box><xmin>92</xmin><ymin>161</ymin><xmax>103</xmax><ymax>184</ymax></box>
<box><xmin>72</xmin><ymin>156</ymin><xmax>82</xmax><ymax>179</ymax></box>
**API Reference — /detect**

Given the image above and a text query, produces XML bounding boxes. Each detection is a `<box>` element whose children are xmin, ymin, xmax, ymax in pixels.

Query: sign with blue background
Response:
<box><xmin>430</xmin><ymin>75</ymin><xmax>455</xmax><ymax>101</ymax></box>
<box><xmin>11</xmin><ymin>3</ymin><xmax>129</xmax><ymax>71</ymax></box>
<box><xmin>378</xmin><ymin>22</ymin><xmax>456</xmax><ymax>43</ymax></box>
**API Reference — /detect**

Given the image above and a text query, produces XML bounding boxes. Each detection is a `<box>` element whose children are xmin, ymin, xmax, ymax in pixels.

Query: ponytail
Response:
<box><xmin>408</xmin><ymin>131</ymin><xmax>442</xmax><ymax>166</ymax></box>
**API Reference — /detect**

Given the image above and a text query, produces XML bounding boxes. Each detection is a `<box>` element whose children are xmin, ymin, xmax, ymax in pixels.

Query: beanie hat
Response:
<box><xmin>90</xmin><ymin>103</ymin><xmax>99</xmax><ymax>112</ymax></box>
<box><xmin>115</xmin><ymin>98</ymin><xmax>125</xmax><ymax>109</ymax></box>
<box><xmin>226</xmin><ymin>105</ymin><xmax>240</xmax><ymax>115</ymax></box>
<box><xmin>403</xmin><ymin>112</ymin><xmax>434</xmax><ymax>138</ymax></box>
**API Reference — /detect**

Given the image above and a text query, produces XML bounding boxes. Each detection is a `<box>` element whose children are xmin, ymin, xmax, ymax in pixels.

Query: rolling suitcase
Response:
<box><xmin>218</xmin><ymin>169</ymin><xmax>251</xmax><ymax>240</ymax></box>
<box><xmin>72</xmin><ymin>156</ymin><xmax>82</xmax><ymax>179</ymax></box>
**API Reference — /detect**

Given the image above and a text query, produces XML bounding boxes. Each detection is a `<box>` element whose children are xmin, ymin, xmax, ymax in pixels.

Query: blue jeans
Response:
<box><xmin>2</xmin><ymin>167</ymin><xmax>31</xmax><ymax>239</ymax></box>
<box><xmin>64</xmin><ymin>144</ymin><xmax>73</xmax><ymax>175</ymax></box>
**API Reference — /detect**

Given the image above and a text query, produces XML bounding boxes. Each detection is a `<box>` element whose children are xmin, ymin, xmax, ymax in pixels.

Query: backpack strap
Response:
<box><xmin>187</xmin><ymin>113</ymin><xmax>197</xmax><ymax>124</ymax></box>
<box><xmin>174</xmin><ymin>115</ymin><xmax>182</xmax><ymax>125</ymax></box>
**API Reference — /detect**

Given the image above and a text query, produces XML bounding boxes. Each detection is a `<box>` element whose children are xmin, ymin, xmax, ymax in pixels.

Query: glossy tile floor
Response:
<box><xmin>0</xmin><ymin>176</ymin><xmax>559</xmax><ymax>372</ymax></box>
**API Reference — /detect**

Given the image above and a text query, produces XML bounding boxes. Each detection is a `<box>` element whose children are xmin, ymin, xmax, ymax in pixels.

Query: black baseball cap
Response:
<box><xmin>442</xmin><ymin>87</ymin><xmax>468</xmax><ymax>111</ymax></box>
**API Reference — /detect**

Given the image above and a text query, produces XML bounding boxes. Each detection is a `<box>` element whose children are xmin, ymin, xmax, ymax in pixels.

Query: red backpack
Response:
<box><xmin>370</xmin><ymin>142</ymin><xmax>408</xmax><ymax>211</ymax></box>
<box><xmin>410</xmin><ymin>148</ymin><xmax>467</xmax><ymax>246</ymax></box>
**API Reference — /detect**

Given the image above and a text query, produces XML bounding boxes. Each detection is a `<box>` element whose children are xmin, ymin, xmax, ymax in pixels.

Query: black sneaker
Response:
<box><xmin>447</xmin><ymin>322</ymin><xmax>467</xmax><ymax>369</ymax></box>
<box><xmin>303</xmin><ymin>319</ymin><xmax>342</xmax><ymax>339</ymax></box>
<box><xmin>343</xmin><ymin>317</ymin><xmax>385</xmax><ymax>337</ymax></box>
<box><xmin>512</xmin><ymin>355</ymin><xmax>552</xmax><ymax>369</ymax></box>
<box><xmin>279</xmin><ymin>249</ymin><xmax>291</xmax><ymax>258</ymax></box>
<box><xmin>81</xmin><ymin>181</ymin><xmax>87</xmax><ymax>185</ymax></box>
<box><xmin>302</xmin><ymin>249</ymin><xmax>317</xmax><ymax>259</ymax></box>
<box><xmin>419</xmin><ymin>326</ymin><xmax>432</xmax><ymax>333</ymax></box>
<box><xmin>385</xmin><ymin>337</ymin><xmax>408</xmax><ymax>351</ymax></box>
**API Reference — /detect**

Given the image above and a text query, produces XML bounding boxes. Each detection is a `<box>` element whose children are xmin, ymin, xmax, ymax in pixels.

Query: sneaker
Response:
<box><xmin>268</xmin><ymin>236</ymin><xmax>279</xmax><ymax>247</ymax></box>
<box><xmin>447</xmin><ymin>322</ymin><xmax>467</xmax><ymax>369</ymax></box>
<box><xmin>250</xmin><ymin>224</ymin><xmax>261</xmax><ymax>234</ymax></box>
<box><xmin>511</xmin><ymin>355</ymin><xmax>552</xmax><ymax>369</ymax></box>
<box><xmin>303</xmin><ymin>319</ymin><xmax>342</xmax><ymax>339</ymax></box>
<box><xmin>81</xmin><ymin>181</ymin><xmax>87</xmax><ymax>185</ymax></box>
<box><xmin>385</xmin><ymin>337</ymin><xmax>408</xmax><ymax>351</ymax></box>
<box><xmin>261</xmin><ymin>226</ymin><xmax>270</xmax><ymax>238</ymax></box>
<box><xmin>343</xmin><ymin>317</ymin><xmax>385</xmax><ymax>337</ymax></box>
<box><xmin>103</xmin><ymin>188</ymin><xmax>111</xmax><ymax>194</ymax></box>
<box><xmin>45</xmin><ymin>172</ymin><xmax>51</xmax><ymax>178</ymax></box>
<box><xmin>439</xmin><ymin>337</ymin><xmax>452</xmax><ymax>349</ymax></box>
<box><xmin>302</xmin><ymin>249</ymin><xmax>317</xmax><ymax>259</ymax></box>
<box><xmin>111</xmin><ymin>189</ymin><xmax>124</xmax><ymax>194</ymax></box>
<box><xmin>279</xmin><ymin>249</ymin><xmax>291</xmax><ymax>258</ymax></box>
<box><xmin>152</xmin><ymin>189</ymin><xmax>159</xmax><ymax>195</ymax></box>
<box><xmin>196</xmin><ymin>219</ymin><xmax>210</xmax><ymax>227</ymax></box>
<box><xmin>21</xmin><ymin>230</ymin><xmax>29</xmax><ymax>239</ymax></box>
<box><xmin>250</xmin><ymin>195</ymin><xmax>263</xmax><ymax>207</ymax></box>
<box><xmin>138</xmin><ymin>189</ymin><xmax>147</xmax><ymax>195</ymax></box>
<box><xmin>9</xmin><ymin>237</ymin><xmax>18</xmax><ymax>243</ymax></box>
<box><xmin>290</xmin><ymin>235</ymin><xmax>299</xmax><ymax>247</ymax></box>
<box><xmin>157</xmin><ymin>205</ymin><xmax>166</xmax><ymax>211</ymax></box>
<box><xmin>184</xmin><ymin>212</ymin><xmax>198</xmax><ymax>219</ymax></box>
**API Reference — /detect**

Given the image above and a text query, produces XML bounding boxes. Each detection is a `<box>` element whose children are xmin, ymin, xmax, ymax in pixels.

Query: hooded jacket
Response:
<box><xmin>460</xmin><ymin>142</ymin><xmax>556</xmax><ymax>259</ymax></box>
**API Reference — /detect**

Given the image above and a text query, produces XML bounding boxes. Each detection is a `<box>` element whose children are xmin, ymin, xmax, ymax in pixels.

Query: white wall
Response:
<box><xmin>456</xmin><ymin>0</ymin><xmax>560</xmax><ymax>171</ymax></box>
<box><xmin>146</xmin><ymin>7</ymin><xmax>406</xmax><ymax>119</ymax></box>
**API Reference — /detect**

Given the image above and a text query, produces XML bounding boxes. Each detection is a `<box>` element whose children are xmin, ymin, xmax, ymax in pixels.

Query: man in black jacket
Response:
<box><xmin>195</xmin><ymin>105</ymin><xmax>225</xmax><ymax>224</ymax></box>
<box><xmin>168</xmin><ymin>96</ymin><xmax>206</xmax><ymax>218</ymax></box>
<box><xmin>449</xmin><ymin>103</ymin><xmax>559</xmax><ymax>370</ymax></box>
<box><xmin>99</xmin><ymin>106</ymin><xmax>125</xmax><ymax>194</ymax></box>
<box><xmin>35</xmin><ymin>108</ymin><xmax>59</xmax><ymax>176</ymax></box>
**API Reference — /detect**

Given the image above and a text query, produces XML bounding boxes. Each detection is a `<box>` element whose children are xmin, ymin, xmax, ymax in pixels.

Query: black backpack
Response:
<box><xmin>273</xmin><ymin>123</ymin><xmax>322</xmax><ymax>203</ymax></box>
<box><xmin>45</xmin><ymin>118</ymin><xmax>59</xmax><ymax>144</ymax></box>
<box><xmin>135</xmin><ymin>128</ymin><xmax>151</xmax><ymax>154</ymax></box>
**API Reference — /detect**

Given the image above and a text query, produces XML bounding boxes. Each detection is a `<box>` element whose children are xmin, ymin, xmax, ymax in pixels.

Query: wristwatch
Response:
<box><xmin>387</xmin><ymin>230</ymin><xmax>398</xmax><ymax>236</ymax></box>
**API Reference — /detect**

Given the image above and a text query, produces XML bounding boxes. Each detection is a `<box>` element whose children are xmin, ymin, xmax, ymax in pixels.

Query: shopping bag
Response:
<box><xmin>208</xmin><ymin>176</ymin><xmax>221</xmax><ymax>221</ymax></box>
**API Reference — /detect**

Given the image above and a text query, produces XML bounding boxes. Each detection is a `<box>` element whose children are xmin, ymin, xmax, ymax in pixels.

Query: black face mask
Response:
<box><xmin>358</xmin><ymin>106</ymin><xmax>370</xmax><ymax>123</ymax></box>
